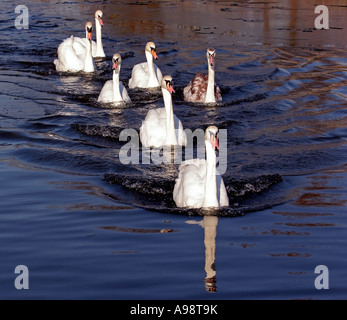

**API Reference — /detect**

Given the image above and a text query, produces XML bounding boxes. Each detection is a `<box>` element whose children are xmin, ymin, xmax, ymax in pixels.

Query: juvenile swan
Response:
<box><xmin>184</xmin><ymin>48</ymin><xmax>222</xmax><ymax>103</ymax></box>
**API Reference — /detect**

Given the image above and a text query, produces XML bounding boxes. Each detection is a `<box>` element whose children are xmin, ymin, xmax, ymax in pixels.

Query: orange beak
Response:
<box><xmin>87</xmin><ymin>31</ymin><xmax>92</xmax><ymax>41</ymax></box>
<box><xmin>166</xmin><ymin>82</ymin><xmax>175</xmax><ymax>94</ymax></box>
<box><xmin>209</xmin><ymin>55</ymin><xmax>214</xmax><ymax>67</ymax></box>
<box><xmin>98</xmin><ymin>17</ymin><xmax>104</xmax><ymax>27</ymax></box>
<box><xmin>151</xmin><ymin>48</ymin><xmax>158</xmax><ymax>60</ymax></box>
<box><xmin>112</xmin><ymin>61</ymin><xmax>118</xmax><ymax>70</ymax></box>
<box><xmin>211</xmin><ymin>135</ymin><xmax>219</xmax><ymax>150</ymax></box>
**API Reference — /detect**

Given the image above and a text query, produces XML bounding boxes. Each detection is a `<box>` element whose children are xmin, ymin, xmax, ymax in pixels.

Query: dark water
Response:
<box><xmin>0</xmin><ymin>0</ymin><xmax>346</xmax><ymax>300</ymax></box>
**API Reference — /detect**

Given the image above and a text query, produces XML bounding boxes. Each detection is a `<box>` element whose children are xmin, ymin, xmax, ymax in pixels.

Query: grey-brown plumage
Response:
<box><xmin>183</xmin><ymin>72</ymin><xmax>222</xmax><ymax>103</ymax></box>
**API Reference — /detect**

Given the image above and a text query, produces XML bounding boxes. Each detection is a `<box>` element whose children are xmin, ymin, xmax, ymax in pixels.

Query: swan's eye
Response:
<box><xmin>209</xmin><ymin>131</ymin><xmax>218</xmax><ymax>139</ymax></box>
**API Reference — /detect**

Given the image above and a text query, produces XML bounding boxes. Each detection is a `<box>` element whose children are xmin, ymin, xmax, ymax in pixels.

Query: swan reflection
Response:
<box><xmin>186</xmin><ymin>215</ymin><xmax>218</xmax><ymax>293</ymax></box>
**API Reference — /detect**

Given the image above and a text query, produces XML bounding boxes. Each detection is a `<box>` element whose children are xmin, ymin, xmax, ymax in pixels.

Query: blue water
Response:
<box><xmin>0</xmin><ymin>0</ymin><xmax>346</xmax><ymax>300</ymax></box>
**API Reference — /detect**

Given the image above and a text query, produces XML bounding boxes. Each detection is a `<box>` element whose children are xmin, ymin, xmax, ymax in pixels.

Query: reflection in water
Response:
<box><xmin>187</xmin><ymin>215</ymin><xmax>218</xmax><ymax>293</ymax></box>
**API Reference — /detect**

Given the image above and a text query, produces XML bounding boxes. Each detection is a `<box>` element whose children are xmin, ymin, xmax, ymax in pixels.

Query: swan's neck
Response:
<box><xmin>112</xmin><ymin>70</ymin><xmax>123</xmax><ymax>102</ymax></box>
<box><xmin>95</xmin><ymin>18</ymin><xmax>105</xmax><ymax>57</ymax></box>
<box><xmin>84</xmin><ymin>40</ymin><xmax>94</xmax><ymax>72</ymax></box>
<box><xmin>163</xmin><ymin>89</ymin><xmax>177</xmax><ymax>146</ymax></box>
<box><xmin>202</xmin><ymin>141</ymin><xmax>219</xmax><ymax>208</ymax></box>
<box><xmin>205</xmin><ymin>64</ymin><xmax>216</xmax><ymax>103</ymax></box>
<box><xmin>146</xmin><ymin>51</ymin><xmax>159</xmax><ymax>87</ymax></box>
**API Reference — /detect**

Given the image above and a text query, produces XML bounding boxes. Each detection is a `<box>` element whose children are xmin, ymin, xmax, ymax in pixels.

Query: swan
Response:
<box><xmin>54</xmin><ymin>22</ymin><xmax>95</xmax><ymax>73</ymax></box>
<box><xmin>128</xmin><ymin>42</ymin><xmax>163</xmax><ymax>89</ymax></box>
<box><xmin>98</xmin><ymin>53</ymin><xmax>131</xmax><ymax>104</ymax></box>
<box><xmin>173</xmin><ymin>126</ymin><xmax>229</xmax><ymax>208</ymax></box>
<box><xmin>140</xmin><ymin>75</ymin><xmax>187</xmax><ymax>148</ymax></box>
<box><xmin>74</xmin><ymin>10</ymin><xmax>105</xmax><ymax>58</ymax></box>
<box><xmin>93</xmin><ymin>10</ymin><xmax>105</xmax><ymax>58</ymax></box>
<box><xmin>184</xmin><ymin>48</ymin><xmax>222</xmax><ymax>103</ymax></box>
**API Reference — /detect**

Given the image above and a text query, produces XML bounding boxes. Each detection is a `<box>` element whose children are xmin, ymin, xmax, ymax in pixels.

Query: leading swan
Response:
<box><xmin>173</xmin><ymin>126</ymin><xmax>229</xmax><ymax>208</ymax></box>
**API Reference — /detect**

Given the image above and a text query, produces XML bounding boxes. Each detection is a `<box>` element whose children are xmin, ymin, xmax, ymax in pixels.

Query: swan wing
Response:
<box><xmin>216</xmin><ymin>85</ymin><xmax>222</xmax><ymax>102</ymax></box>
<box><xmin>183</xmin><ymin>73</ymin><xmax>208</xmax><ymax>103</ymax></box>
<box><xmin>128</xmin><ymin>62</ymin><xmax>149</xmax><ymax>88</ymax></box>
<box><xmin>140</xmin><ymin>108</ymin><xmax>166</xmax><ymax>148</ymax></box>
<box><xmin>120</xmin><ymin>82</ymin><xmax>132</xmax><ymax>103</ymax></box>
<box><xmin>154</xmin><ymin>63</ymin><xmax>163</xmax><ymax>84</ymax></box>
<box><xmin>216</xmin><ymin>171</ymin><xmax>229</xmax><ymax>207</ymax></box>
<box><xmin>72</xmin><ymin>37</ymin><xmax>88</xmax><ymax>57</ymax></box>
<box><xmin>73</xmin><ymin>38</ymin><xmax>98</xmax><ymax>57</ymax></box>
<box><xmin>173</xmin><ymin>159</ymin><xmax>206</xmax><ymax>208</ymax></box>
<box><xmin>173</xmin><ymin>114</ymin><xmax>187</xmax><ymax>146</ymax></box>
<box><xmin>97</xmin><ymin>80</ymin><xmax>114</xmax><ymax>103</ymax></box>
<box><xmin>54</xmin><ymin>36</ymin><xmax>84</xmax><ymax>72</ymax></box>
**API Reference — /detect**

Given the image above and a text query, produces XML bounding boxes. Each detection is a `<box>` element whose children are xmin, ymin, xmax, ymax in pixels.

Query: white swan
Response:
<box><xmin>98</xmin><ymin>53</ymin><xmax>131</xmax><ymax>104</ymax></box>
<box><xmin>184</xmin><ymin>48</ymin><xmax>222</xmax><ymax>103</ymax></box>
<box><xmin>173</xmin><ymin>126</ymin><xmax>229</xmax><ymax>208</ymax></box>
<box><xmin>128</xmin><ymin>42</ymin><xmax>163</xmax><ymax>89</ymax></box>
<box><xmin>93</xmin><ymin>10</ymin><xmax>105</xmax><ymax>58</ymax></box>
<box><xmin>73</xmin><ymin>10</ymin><xmax>105</xmax><ymax>58</ymax></box>
<box><xmin>54</xmin><ymin>22</ymin><xmax>95</xmax><ymax>73</ymax></box>
<box><xmin>140</xmin><ymin>75</ymin><xmax>187</xmax><ymax>148</ymax></box>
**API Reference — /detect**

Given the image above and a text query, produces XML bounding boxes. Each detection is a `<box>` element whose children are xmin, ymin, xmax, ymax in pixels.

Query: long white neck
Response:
<box><xmin>112</xmin><ymin>69</ymin><xmax>123</xmax><ymax>102</ymax></box>
<box><xmin>202</xmin><ymin>140</ymin><xmax>219</xmax><ymax>208</ymax></box>
<box><xmin>163</xmin><ymin>89</ymin><xmax>177</xmax><ymax>146</ymax></box>
<box><xmin>205</xmin><ymin>64</ymin><xmax>216</xmax><ymax>103</ymax></box>
<box><xmin>146</xmin><ymin>51</ymin><xmax>159</xmax><ymax>87</ymax></box>
<box><xmin>95</xmin><ymin>18</ymin><xmax>105</xmax><ymax>57</ymax></box>
<box><xmin>83</xmin><ymin>40</ymin><xmax>94</xmax><ymax>72</ymax></box>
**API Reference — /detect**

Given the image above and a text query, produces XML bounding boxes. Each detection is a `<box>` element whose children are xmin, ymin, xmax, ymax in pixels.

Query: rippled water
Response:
<box><xmin>1</xmin><ymin>0</ymin><xmax>346</xmax><ymax>300</ymax></box>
